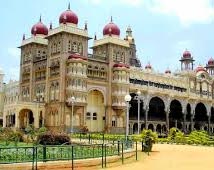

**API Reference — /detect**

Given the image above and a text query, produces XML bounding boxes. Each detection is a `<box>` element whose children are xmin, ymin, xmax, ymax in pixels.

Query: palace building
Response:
<box><xmin>3</xmin><ymin>4</ymin><xmax>214</xmax><ymax>134</ymax></box>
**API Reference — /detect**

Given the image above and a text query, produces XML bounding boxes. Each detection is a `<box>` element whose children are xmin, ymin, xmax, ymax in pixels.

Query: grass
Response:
<box><xmin>0</xmin><ymin>141</ymin><xmax>33</xmax><ymax>147</ymax></box>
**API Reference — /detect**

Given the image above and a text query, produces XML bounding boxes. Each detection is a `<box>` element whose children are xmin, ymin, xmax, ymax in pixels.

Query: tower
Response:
<box><xmin>205</xmin><ymin>58</ymin><xmax>214</xmax><ymax>75</ymax></box>
<box><xmin>19</xmin><ymin>16</ymin><xmax>48</xmax><ymax>102</ymax></box>
<box><xmin>45</xmin><ymin>3</ymin><xmax>90</xmax><ymax>130</ymax></box>
<box><xmin>124</xmin><ymin>26</ymin><xmax>141</xmax><ymax>67</ymax></box>
<box><xmin>180</xmin><ymin>50</ymin><xmax>195</xmax><ymax>71</ymax></box>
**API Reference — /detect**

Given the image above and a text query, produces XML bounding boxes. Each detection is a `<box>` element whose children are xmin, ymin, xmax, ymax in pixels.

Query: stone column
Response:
<box><xmin>183</xmin><ymin>112</ymin><xmax>186</xmax><ymax>133</ymax></box>
<box><xmin>208</xmin><ymin>113</ymin><xmax>211</xmax><ymax>135</ymax></box>
<box><xmin>144</xmin><ymin>106</ymin><xmax>148</xmax><ymax>129</ymax></box>
<box><xmin>165</xmin><ymin>109</ymin><xmax>169</xmax><ymax>133</ymax></box>
<box><xmin>190</xmin><ymin>111</ymin><xmax>194</xmax><ymax>131</ymax></box>
<box><xmin>15</xmin><ymin>112</ymin><xmax>19</xmax><ymax>128</ymax></box>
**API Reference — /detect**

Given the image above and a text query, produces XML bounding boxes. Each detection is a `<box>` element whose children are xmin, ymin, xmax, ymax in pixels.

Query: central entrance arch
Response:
<box><xmin>169</xmin><ymin>100</ymin><xmax>183</xmax><ymax>130</ymax></box>
<box><xmin>19</xmin><ymin>109</ymin><xmax>34</xmax><ymax>129</ymax></box>
<box><xmin>148</xmin><ymin>97</ymin><xmax>165</xmax><ymax>121</ymax></box>
<box><xmin>194</xmin><ymin>103</ymin><xmax>207</xmax><ymax>130</ymax></box>
<box><xmin>86</xmin><ymin>89</ymin><xmax>105</xmax><ymax>132</ymax></box>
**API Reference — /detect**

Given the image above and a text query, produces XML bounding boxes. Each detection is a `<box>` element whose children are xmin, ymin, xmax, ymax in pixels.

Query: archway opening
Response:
<box><xmin>162</xmin><ymin>125</ymin><xmax>167</xmax><ymax>134</ymax></box>
<box><xmin>156</xmin><ymin>124</ymin><xmax>162</xmax><ymax>134</ymax></box>
<box><xmin>129</xmin><ymin>93</ymin><xmax>144</xmax><ymax>120</ymax></box>
<box><xmin>169</xmin><ymin>100</ymin><xmax>183</xmax><ymax>130</ymax></box>
<box><xmin>133</xmin><ymin>123</ymin><xmax>138</xmax><ymax>134</ymax></box>
<box><xmin>148</xmin><ymin>97</ymin><xmax>165</xmax><ymax>121</ymax></box>
<box><xmin>186</xmin><ymin>104</ymin><xmax>191</xmax><ymax>121</ymax></box>
<box><xmin>211</xmin><ymin>107</ymin><xmax>214</xmax><ymax>123</ymax></box>
<box><xmin>148</xmin><ymin>124</ymin><xmax>154</xmax><ymax>131</ymax></box>
<box><xmin>19</xmin><ymin>109</ymin><xmax>34</xmax><ymax>129</ymax></box>
<box><xmin>86</xmin><ymin>89</ymin><xmax>105</xmax><ymax>132</ymax></box>
<box><xmin>141</xmin><ymin>124</ymin><xmax>145</xmax><ymax>131</ymax></box>
<box><xmin>194</xmin><ymin>103</ymin><xmax>208</xmax><ymax>130</ymax></box>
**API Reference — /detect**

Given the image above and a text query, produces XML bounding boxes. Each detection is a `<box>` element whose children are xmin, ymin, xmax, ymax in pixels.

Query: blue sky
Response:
<box><xmin>0</xmin><ymin>0</ymin><xmax>214</xmax><ymax>82</ymax></box>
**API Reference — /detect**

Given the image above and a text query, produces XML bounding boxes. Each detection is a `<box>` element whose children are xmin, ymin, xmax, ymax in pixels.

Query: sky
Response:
<box><xmin>0</xmin><ymin>0</ymin><xmax>214</xmax><ymax>82</ymax></box>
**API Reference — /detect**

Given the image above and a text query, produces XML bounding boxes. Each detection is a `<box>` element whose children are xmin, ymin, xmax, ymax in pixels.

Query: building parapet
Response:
<box><xmin>20</xmin><ymin>36</ymin><xmax>48</xmax><ymax>47</ymax></box>
<box><xmin>93</xmin><ymin>36</ymin><xmax>129</xmax><ymax>47</ymax></box>
<box><xmin>48</xmin><ymin>24</ymin><xmax>89</xmax><ymax>38</ymax></box>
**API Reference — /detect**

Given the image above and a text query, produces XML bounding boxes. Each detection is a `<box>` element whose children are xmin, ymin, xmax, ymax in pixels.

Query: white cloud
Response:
<box><xmin>148</xmin><ymin>0</ymin><xmax>214</xmax><ymax>26</ymax></box>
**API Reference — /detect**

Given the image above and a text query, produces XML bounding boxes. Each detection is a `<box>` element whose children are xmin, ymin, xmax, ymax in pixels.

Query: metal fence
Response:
<box><xmin>0</xmin><ymin>141</ymin><xmax>141</xmax><ymax>170</ymax></box>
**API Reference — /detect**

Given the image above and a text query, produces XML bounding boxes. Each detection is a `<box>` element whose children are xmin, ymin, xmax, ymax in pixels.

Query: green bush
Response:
<box><xmin>188</xmin><ymin>130</ymin><xmax>210</xmax><ymax>145</ymax></box>
<box><xmin>141</xmin><ymin>129</ymin><xmax>158</xmax><ymax>152</ymax></box>
<box><xmin>168</xmin><ymin>128</ymin><xmax>185</xmax><ymax>144</ymax></box>
<box><xmin>0</xmin><ymin>128</ymin><xmax>24</xmax><ymax>146</ymax></box>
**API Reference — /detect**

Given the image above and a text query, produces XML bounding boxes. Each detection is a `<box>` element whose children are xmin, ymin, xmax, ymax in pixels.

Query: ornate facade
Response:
<box><xmin>3</xmin><ymin>4</ymin><xmax>214</xmax><ymax>134</ymax></box>
<box><xmin>3</xmin><ymin>80</ymin><xmax>19</xmax><ymax>128</ymax></box>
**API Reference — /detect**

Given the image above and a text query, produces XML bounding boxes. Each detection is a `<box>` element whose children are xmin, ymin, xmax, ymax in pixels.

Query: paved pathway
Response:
<box><xmin>103</xmin><ymin>144</ymin><xmax>214</xmax><ymax>170</ymax></box>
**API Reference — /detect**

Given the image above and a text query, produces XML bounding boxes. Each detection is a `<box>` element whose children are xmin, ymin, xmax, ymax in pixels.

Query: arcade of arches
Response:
<box><xmin>129</xmin><ymin>93</ymin><xmax>214</xmax><ymax>134</ymax></box>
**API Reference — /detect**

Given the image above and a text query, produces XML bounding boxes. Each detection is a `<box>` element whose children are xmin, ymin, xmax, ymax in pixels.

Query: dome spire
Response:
<box><xmin>68</xmin><ymin>2</ymin><xmax>70</xmax><ymax>10</ymax></box>
<box><xmin>39</xmin><ymin>14</ymin><xmax>42</xmax><ymax>22</ymax></box>
<box><xmin>22</xmin><ymin>34</ymin><xmax>25</xmax><ymax>40</ymax></box>
<box><xmin>103</xmin><ymin>17</ymin><xmax>120</xmax><ymax>36</ymax></box>
<box><xmin>84</xmin><ymin>21</ymin><xmax>88</xmax><ymax>30</ymax></box>
<box><xmin>49</xmin><ymin>22</ymin><xmax>52</xmax><ymax>29</ymax></box>
<box><xmin>59</xmin><ymin>4</ymin><xmax>78</xmax><ymax>24</ymax></box>
<box><xmin>94</xmin><ymin>32</ymin><xmax>97</xmax><ymax>40</ymax></box>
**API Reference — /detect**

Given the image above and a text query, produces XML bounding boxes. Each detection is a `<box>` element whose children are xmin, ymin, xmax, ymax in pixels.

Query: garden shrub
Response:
<box><xmin>0</xmin><ymin>128</ymin><xmax>24</xmax><ymax>146</ymax></box>
<box><xmin>141</xmin><ymin>129</ymin><xmax>158</xmax><ymax>152</ymax></box>
<box><xmin>37</xmin><ymin>131</ymin><xmax>71</xmax><ymax>145</ymax></box>
<box><xmin>168</xmin><ymin>128</ymin><xmax>185</xmax><ymax>144</ymax></box>
<box><xmin>188</xmin><ymin>130</ymin><xmax>210</xmax><ymax>145</ymax></box>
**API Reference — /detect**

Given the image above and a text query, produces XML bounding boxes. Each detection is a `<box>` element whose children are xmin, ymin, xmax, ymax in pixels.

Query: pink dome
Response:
<box><xmin>59</xmin><ymin>4</ymin><xmax>78</xmax><ymax>25</ymax></box>
<box><xmin>165</xmin><ymin>69</ymin><xmax>171</xmax><ymax>74</ymax></box>
<box><xmin>31</xmin><ymin>17</ymin><xmax>48</xmax><ymax>36</ymax></box>
<box><xmin>68</xmin><ymin>53</ymin><xmax>87</xmax><ymax>60</ymax></box>
<box><xmin>195</xmin><ymin>65</ymin><xmax>206</xmax><ymax>72</ymax></box>
<box><xmin>113</xmin><ymin>62</ymin><xmax>129</xmax><ymax>68</ymax></box>
<box><xmin>183</xmin><ymin>50</ymin><xmax>191</xmax><ymax>58</ymax></box>
<box><xmin>145</xmin><ymin>63</ymin><xmax>152</xmax><ymax>69</ymax></box>
<box><xmin>208</xmin><ymin>58</ymin><xmax>214</xmax><ymax>65</ymax></box>
<box><xmin>103</xmin><ymin>17</ymin><xmax>120</xmax><ymax>36</ymax></box>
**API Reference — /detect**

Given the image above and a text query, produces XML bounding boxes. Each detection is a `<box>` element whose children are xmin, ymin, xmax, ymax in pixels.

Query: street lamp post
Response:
<box><xmin>134</xmin><ymin>90</ymin><xmax>143</xmax><ymax>134</ymax></box>
<box><xmin>124</xmin><ymin>94</ymin><xmax>131</xmax><ymax>141</ymax></box>
<box><xmin>68</xmin><ymin>96</ymin><xmax>75</xmax><ymax>134</ymax></box>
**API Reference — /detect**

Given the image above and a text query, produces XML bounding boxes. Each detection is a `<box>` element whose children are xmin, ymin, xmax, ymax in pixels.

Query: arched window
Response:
<box><xmin>57</xmin><ymin>41</ymin><xmax>61</xmax><ymax>53</ymax></box>
<box><xmin>78</xmin><ymin>42</ymin><xmax>83</xmax><ymax>54</ymax></box>
<box><xmin>86</xmin><ymin>112</ymin><xmax>91</xmax><ymax>120</ymax></box>
<box><xmin>68</xmin><ymin>40</ymin><xmax>72</xmax><ymax>52</ymax></box>
<box><xmin>72</xmin><ymin>42</ymin><xmax>78</xmax><ymax>53</ymax></box>
<box><xmin>93</xmin><ymin>112</ymin><xmax>97</xmax><ymax>120</ymax></box>
<box><xmin>112</xmin><ymin>116</ymin><xmax>116</xmax><ymax>127</ymax></box>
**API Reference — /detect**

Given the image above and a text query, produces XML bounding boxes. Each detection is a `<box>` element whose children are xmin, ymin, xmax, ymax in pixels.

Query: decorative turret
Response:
<box><xmin>112</xmin><ymin>62</ymin><xmax>130</xmax><ymax>109</ymax></box>
<box><xmin>66</xmin><ymin>53</ymin><xmax>88</xmax><ymax>104</ymax></box>
<box><xmin>180</xmin><ymin>49</ymin><xmax>195</xmax><ymax>71</ymax></box>
<box><xmin>205</xmin><ymin>58</ymin><xmax>214</xmax><ymax>75</ymax></box>
<box><xmin>125</xmin><ymin>26</ymin><xmax>141</xmax><ymax>67</ymax></box>
<box><xmin>145</xmin><ymin>63</ymin><xmax>152</xmax><ymax>70</ymax></box>
<box><xmin>165</xmin><ymin>68</ymin><xmax>171</xmax><ymax>74</ymax></box>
